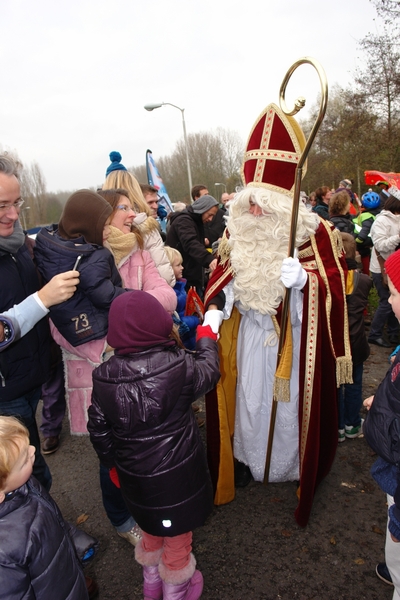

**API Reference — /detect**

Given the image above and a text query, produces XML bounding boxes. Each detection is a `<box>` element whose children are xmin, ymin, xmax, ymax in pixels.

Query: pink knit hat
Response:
<box><xmin>385</xmin><ymin>249</ymin><xmax>400</xmax><ymax>293</ymax></box>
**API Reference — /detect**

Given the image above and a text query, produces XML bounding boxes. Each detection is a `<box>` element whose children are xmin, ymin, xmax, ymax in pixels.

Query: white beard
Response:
<box><xmin>227</xmin><ymin>187</ymin><xmax>319</xmax><ymax>315</ymax></box>
<box><xmin>229</xmin><ymin>212</ymin><xmax>288</xmax><ymax>314</ymax></box>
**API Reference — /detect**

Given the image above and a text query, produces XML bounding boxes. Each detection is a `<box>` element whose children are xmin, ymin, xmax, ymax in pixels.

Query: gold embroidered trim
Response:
<box><xmin>244</xmin><ymin>149</ymin><xmax>300</xmax><ymax>164</ymax></box>
<box><xmin>300</xmin><ymin>259</ymin><xmax>317</xmax><ymax>270</ymax></box>
<box><xmin>298</xmin><ymin>245</ymin><xmax>314</xmax><ymax>259</ymax></box>
<box><xmin>310</xmin><ymin>220</ymin><xmax>352</xmax><ymax>385</ymax></box>
<box><xmin>300</xmin><ymin>272</ymin><xmax>319</xmax><ymax>468</ymax></box>
<box><xmin>271</xmin><ymin>315</ymin><xmax>291</xmax><ymax>403</ymax></box>
<box><xmin>205</xmin><ymin>265</ymin><xmax>235</xmax><ymax>304</ymax></box>
<box><xmin>271</xmin><ymin>314</ymin><xmax>280</xmax><ymax>336</ymax></box>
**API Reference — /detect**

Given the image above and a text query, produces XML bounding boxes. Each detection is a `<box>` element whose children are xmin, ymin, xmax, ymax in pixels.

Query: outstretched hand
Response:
<box><xmin>209</xmin><ymin>259</ymin><xmax>217</xmax><ymax>272</ymax></box>
<box><xmin>38</xmin><ymin>271</ymin><xmax>80</xmax><ymax>308</ymax></box>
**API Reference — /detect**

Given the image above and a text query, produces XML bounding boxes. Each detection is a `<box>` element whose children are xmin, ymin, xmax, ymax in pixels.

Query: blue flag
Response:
<box><xmin>146</xmin><ymin>149</ymin><xmax>174</xmax><ymax>215</ymax></box>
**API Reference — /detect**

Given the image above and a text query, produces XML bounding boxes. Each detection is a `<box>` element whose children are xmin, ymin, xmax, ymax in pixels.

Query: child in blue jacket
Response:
<box><xmin>164</xmin><ymin>246</ymin><xmax>200</xmax><ymax>350</ymax></box>
<box><xmin>0</xmin><ymin>415</ymin><xmax>97</xmax><ymax>599</ymax></box>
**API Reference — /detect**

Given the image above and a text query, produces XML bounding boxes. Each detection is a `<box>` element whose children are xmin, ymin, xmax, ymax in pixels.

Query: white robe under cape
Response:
<box><xmin>227</xmin><ymin>286</ymin><xmax>303</xmax><ymax>483</ymax></box>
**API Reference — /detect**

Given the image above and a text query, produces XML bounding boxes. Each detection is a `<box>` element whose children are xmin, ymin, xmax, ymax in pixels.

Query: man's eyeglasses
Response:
<box><xmin>0</xmin><ymin>199</ymin><xmax>25</xmax><ymax>212</ymax></box>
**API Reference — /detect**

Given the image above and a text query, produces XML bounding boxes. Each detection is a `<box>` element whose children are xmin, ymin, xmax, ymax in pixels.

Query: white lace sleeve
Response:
<box><xmin>222</xmin><ymin>280</ymin><xmax>235</xmax><ymax>319</ymax></box>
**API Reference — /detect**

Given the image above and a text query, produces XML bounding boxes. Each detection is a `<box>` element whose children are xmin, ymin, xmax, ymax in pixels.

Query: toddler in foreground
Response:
<box><xmin>0</xmin><ymin>416</ymin><xmax>92</xmax><ymax>599</ymax></box>
<box><xmin>88</xmin><ymin>290</ymin><xmax>222</xmax><ymax>600</ymax></box>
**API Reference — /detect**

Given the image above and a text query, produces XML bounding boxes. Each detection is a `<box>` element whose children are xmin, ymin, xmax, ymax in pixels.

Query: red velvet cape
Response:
<box><xmin>204</xmin><ymin>220</ymin><xmax>350</xmax><ymax>526</ymax></box>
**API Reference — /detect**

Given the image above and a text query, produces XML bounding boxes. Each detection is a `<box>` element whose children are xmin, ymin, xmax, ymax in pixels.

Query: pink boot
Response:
<box><xmin>159</xmin><ymin>553</ymin><xmax>203</xmax><ymax>600</ymax></box>
<box><xmin>135</xmin><ymin>539</ymin><xmax>163</xmax><ymax>600</ymax></box>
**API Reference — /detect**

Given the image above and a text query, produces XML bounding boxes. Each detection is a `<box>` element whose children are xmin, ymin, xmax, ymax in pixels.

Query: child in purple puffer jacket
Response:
<box><xmin>88</xmin><ymin>290</ymin><xmax>222</xmax><ymax>600</ymax></box>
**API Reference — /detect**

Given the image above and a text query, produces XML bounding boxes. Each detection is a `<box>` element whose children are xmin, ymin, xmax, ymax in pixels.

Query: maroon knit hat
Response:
<box><xmin>385</xmin><ymin>249</ymin><xmax>400</xmax><ymax>293</ymax></box>
<box><xmin>108</xmin><ymin>291</ymin><xmax>174</xmax><ymax>354</ymax></box>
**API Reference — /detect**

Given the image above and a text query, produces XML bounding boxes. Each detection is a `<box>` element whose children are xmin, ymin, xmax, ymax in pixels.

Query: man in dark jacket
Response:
<box><xmin>166</xmin><ymin>195</ymin><xmax>218</xmax><ymax>297</ymax></box>
<box><xmin>0</xmin><ymin>155</ymin><xmax>78</xmax><ymax>490</ymax></box>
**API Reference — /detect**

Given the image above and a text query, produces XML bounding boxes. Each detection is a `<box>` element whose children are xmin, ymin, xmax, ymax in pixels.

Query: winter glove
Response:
<box><xmin>67</xmin><ymin>522</ymin><xmax>100</xmax><ymax>565</ymax></box>
<box><xmin>157</xmin><ymin>205</ymin><xmax>168</xmax><ymax>220</ymax></box>
<box><xmin>109</xmin><ymin>467</ymin><xmax>120</xmax><ymax>488</ymax></box>
<box><xmin>196</xmin><ymin>310</ymin><xmax>223</xmax><ymax>342</ymax></box>
<box><xmin>202</xmin><ymin>310</ymin><xmax>224</xmax><ymax>334</ymax></box>
<box><xmin>280</xmin><ymin>257</ymin><xmax>307</xmax><ymax>290</ymax></box>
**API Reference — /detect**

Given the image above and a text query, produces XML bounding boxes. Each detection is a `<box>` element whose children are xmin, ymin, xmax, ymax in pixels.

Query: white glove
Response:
<box><xmin>280</xmin><ymin>257</ymin><xmax>307</xmax><ymax>290</ymax></box>
<box><xmin>202</xmin><ymin>310</ymin><xmax>224</xmax><ymax>334</ymax></box>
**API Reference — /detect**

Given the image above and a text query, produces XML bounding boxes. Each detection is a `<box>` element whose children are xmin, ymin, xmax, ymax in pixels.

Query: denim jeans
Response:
<box><xmin>338</xmin><ymin>362</ymin><xmax>363</xmax><ymax>430</ymax></box>
<box><xmin>370</xmin><ymin>272</ymin><xmax>399</xmax><ymax>340</ymax></box>
<box><xmin>0</xmin><ymin>387</ymin><xmax>52</xmax><ymax>490</ymax></box>
<box><xmin>99</xmin><ymin>463</ymin><xmax>136</xmax><ymax>531</ymax></box>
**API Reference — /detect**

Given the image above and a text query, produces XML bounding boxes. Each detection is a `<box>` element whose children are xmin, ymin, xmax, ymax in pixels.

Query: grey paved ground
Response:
<box><xmin>43</xmin><ymin>341</ymin><xmax>394</xmax><ymax>599</ymax></box>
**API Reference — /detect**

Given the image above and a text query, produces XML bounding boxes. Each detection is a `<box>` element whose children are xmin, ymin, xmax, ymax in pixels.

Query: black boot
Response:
<box><xmin>234</xmin><ymin>460</ymin><xmax>252</xmax><ymax>488</ymax></box>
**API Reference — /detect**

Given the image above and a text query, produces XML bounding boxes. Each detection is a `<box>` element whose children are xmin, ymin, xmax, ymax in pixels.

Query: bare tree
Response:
<box><xmin>354</xmin><ymin>31</ymin><xmax>400</xmax><ymax>170</ymax></box>
<box><xmin>130</xmin><ymin>127</ymin><xmax>244</xmax><ymax>203</ymax></box>
<box><xmin>372</xmin><ymin>0</ymin><xmax>400</xmax><ymax>22</ymax></box>
<box><xmin>302</xmin><ymin>85</ymin><xmax>378</xmax><ymax>195</ymax></box>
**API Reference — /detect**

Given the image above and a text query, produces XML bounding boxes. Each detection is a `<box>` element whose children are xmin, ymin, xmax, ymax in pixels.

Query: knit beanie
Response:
<box><xmin>108</xmin><ymin>291</ymin><xmax>174</xmax><ymax>354</ymax></box>
<box><xmin>192</xmin><ymin>194</ymin><xmax>218</xmax><ymax>214</ymax></box>
<box><xmin>385</xmin><ymin>249</ymin><xmax>400</xmax><ymax>293</ymax></box>
<box><xmin>58</xmin><ymin>190</ymin><xmax>112</xmax><ymax>246</ymax></box>
<box><xmin>105</xmin><ymin>151</ymin><xmax>127</xmax><ymax>178</ymax></box>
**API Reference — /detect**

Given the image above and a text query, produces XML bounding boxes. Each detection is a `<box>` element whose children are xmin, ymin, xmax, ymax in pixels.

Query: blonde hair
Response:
<box><xmin>164</xmin><ymin>245</ymin><xmax>183</xmax><ymax>266</ymax></box>
<box><xmin>103</xmin><ymin>170</ymin><xmax>150</xmax><ymax>216</ymax></box>
<box><xmin>0</xmin><ymin>417</ymin><xmax>29</xmax><ymax>490</ymax></box>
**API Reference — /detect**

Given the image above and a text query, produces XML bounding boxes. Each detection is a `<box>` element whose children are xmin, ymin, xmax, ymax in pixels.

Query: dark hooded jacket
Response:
<box><xmin>0</xmin><ymin>476</ymin><xmax>88</xmax><ymax>599</ymax></box>
<box><xmin>312</xmin><ymin>203</ymin><xmax>329</xmax><ymax>220</ymax></box>
<box><xmin>87</xmin><ymin>290</ymin><xmax>220</xmax><ymax>537</ymax></box>
<box><xmin>34</xmin><ymin>225</ymin><xmax>125</xmax><ymax>346</ymax></box>
<box><xmin>0</xmin><ymin>238</ymin><xmax>50</xmax><ymax>400</ymax></box>
<box><xmin>329</xmin><ymin>213</ymin><xmax>355</xmax><ymax>235</ymax></box>
<box><xmin>166</xmin><ymin>206</ymin><xmax>214</xmax><ymax>292</ymax></box>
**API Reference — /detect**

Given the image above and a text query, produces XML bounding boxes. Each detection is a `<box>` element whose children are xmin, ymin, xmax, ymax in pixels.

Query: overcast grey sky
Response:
<box><xmin>1</xmin><ymin>0</ymin><xmax>378</xmax><ymax>192</ymax></box>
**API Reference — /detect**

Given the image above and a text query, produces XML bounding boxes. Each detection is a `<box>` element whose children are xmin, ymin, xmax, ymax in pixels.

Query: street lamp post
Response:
<box><xmin>215</xmin><ymin>182</ymin><xmax>226</xmax><ymax>202</ymax></box>
<box><xmin>21</xmin><ymin>206</ymin><xmax>30</xmax><ymax>230</ymax></box>
<box><xmin>144</xmin><ymin>102</ymin><xmax>193</xmax><ymax>201</ymax></box>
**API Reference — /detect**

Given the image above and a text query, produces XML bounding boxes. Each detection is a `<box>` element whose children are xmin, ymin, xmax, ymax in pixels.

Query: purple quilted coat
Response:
<box><xmin>88</xmin><ymin>337</ymin><xmax>220</xmax><ymax>537</ymax></box>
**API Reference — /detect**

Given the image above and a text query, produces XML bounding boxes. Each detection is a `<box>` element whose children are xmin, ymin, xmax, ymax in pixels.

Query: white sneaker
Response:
<box><xmin>345</xmin><ymin>418</ymin><xmax>364</xmax><ymax>439</ymax></box>
<box><xmin>117</xmin><ymin>524</ymin><xmax>142</xmax><ymax>547</ymax></box>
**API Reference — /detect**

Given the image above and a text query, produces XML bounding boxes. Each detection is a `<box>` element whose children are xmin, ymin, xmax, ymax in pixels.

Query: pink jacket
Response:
<box><xmin>117</xmin><ymin>248</ymin><xmax>177</xmax><ymax>313</ymax></box>
<box><xmin>51</xmin><ymin>248</ymin><xmax>176</xmax><ymax>434</ymax></box>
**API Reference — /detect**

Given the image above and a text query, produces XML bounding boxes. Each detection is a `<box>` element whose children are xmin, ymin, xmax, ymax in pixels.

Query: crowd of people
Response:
<box><xmin>1</xmin><ymin>113</ymin><xmax>400</xmax><ymax>599</ymax></box>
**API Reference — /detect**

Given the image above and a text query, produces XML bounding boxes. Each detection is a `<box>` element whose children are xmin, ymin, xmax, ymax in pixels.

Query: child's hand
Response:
<box><xmin>209</xmin><ymin>259</ymin><xmax>217</xmax><ymax>272</ymax></box>
<box><xmin>363</xmin><ymin>395</ymin><xmax>374</xmax><ymax>410</ymax></box>
<box><xmin>390</xmin><ymin>532</ymin><xmax>400</xmax><ymax>543</ymax></box>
